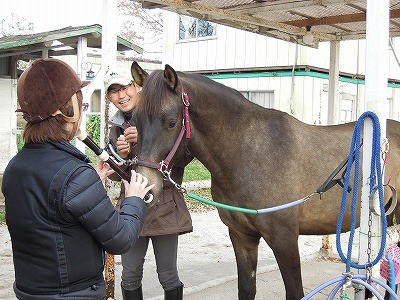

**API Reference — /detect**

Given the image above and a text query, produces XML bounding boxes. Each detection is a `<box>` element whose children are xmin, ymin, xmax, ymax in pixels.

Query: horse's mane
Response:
<box><xmin>137</xmin><ymin>70</ymin><xmax>173</xmax><ymax>116</ymax></box>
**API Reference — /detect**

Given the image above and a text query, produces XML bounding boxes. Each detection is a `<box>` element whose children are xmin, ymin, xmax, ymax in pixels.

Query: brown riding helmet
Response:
<box><xmin>16</xmin><ymin>58</ymin><xmax>89</xmax><ymax>123</ymax></box>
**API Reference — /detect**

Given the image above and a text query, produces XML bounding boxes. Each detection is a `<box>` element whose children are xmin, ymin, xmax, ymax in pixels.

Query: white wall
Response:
<box><xmin>213</xmin><ymin>76</ymin><xmax>329</xmax><ymax>124</ymax></box>
<box><xmin>213</xmin><ymin>74</ymin><xmax>400</xmax><ymax>125</ymax></box>
<box><xmin>163</xmin><ymin>11</ymin><xmax>300</xmax><ymax>70</ymax></box>
<box><xmin>0</xmin><ymin>77</ymin><xmax>17</xmax><ymax>172</ymax></box>
<box><xmin>162</xmin><ymin>11</ymin><xmax>400</xmax><ymax>125</ymax></box>
<box><xmin>163</xmin><ymin>11</ymin><xmax>400</xmax><ymax>79</ymax></box>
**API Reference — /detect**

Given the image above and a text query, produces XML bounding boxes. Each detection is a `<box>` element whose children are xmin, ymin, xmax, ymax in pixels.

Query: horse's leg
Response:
<box><xmin>263</xmin><ymin>228</ymin><xmax>304</xmax><ymax>300</ymax></box>
<box><xmin>228</xmin><ymin>227</ymin><xmax>260</xmax><ymax>300</ymax></box>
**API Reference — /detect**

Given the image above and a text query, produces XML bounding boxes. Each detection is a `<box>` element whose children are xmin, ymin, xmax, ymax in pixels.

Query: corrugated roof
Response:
<box><xmin>135</xmin><ymin>0</ymin><xmax>400</xmax><ymax>47</ymax></box>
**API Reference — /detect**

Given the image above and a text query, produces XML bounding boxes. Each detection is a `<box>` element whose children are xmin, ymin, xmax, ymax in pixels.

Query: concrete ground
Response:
<box><xmin>1</xmin><ymin>209</ymin><xmax>398</xmax><ymax>300</ymax></box>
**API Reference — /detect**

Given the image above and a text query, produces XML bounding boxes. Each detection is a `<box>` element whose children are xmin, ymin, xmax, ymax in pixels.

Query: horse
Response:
<box><xmin>130</xmin><ymin>61</ymin><xmax>400</xmax><ymax>299</ymax></box>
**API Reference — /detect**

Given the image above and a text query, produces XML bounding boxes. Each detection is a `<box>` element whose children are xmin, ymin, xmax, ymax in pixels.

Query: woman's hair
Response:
<box><xmin>23</xmin><ymin>91</ymin><xmax>82</xmax><ymax>143</ymax></box>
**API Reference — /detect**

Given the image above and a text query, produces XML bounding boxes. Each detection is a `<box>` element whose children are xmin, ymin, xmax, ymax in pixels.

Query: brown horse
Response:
<box><xmin>130</xmin><ymin>61</ymin><xmax>400</xmax><ymax>299</ymax></box>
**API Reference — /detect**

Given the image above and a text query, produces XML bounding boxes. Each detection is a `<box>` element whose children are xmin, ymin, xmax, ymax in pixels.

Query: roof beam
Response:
<box><xmin>228</xmin><ymin>0</ymin><xmax>361</xmax><ymax>14</ymax></box>
<box><xmin>286</xmin><ymin>8</ymin><xmax>400</xmax><ymax>27</ymax></box>
<box><xmin>0</xmin><ymin>43</ymin><xmax>76</xmax><ymax>58</ymax></box>
<box><xmin>141</xmin><ymin>0</ymin><xmax>301</xmax><ymax>33</ymax></box>
<box><xmin>138</xmin><ymin>0</ymin><xmax>336</xmax><ymax>40</ymax></box>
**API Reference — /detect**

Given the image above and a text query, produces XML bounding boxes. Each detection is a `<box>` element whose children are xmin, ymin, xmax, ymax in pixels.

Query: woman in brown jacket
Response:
<box><xmin>104</xmin><ymin>70</ymin><xmax>193</xmax><ymax>300</ymax></box>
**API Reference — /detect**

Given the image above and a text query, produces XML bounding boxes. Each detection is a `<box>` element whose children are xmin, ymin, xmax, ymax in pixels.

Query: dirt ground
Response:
<box><xmin>0</xmin><ymin>209</ymin><xmax>395</xmax><ymax>300</ymax></box>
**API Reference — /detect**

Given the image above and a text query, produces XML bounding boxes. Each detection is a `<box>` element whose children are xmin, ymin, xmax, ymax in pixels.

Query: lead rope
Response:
<box><xmin>335</xmin><ymin>111</ymin><xmax>387</xmax><ymax>272</ymax></box>
<box><xmin>303</xmin><ymin>112</ymin><xmax>397</xmax><ymax>299</ymax></box>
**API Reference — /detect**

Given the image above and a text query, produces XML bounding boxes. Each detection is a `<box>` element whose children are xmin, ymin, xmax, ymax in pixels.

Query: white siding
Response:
<box><xmin>0</xmin><ymin>78</ymin><xmax>17</xmax><ymax>172</ymax></box>
<box><xmin>212</xmin><ymin>75</ymin><xmax>383</xmax><ymax>125</ymax></box>
<box><xmin>164</xmin><ymin>11</ymin><xmax>400</xmax><ymax>81</ymax></box>
<box><xmin>389</xmin><ymin>39</ymin><xmax>400</xmax><ymax>80</ymax></box>
<box><xmin>163</xmin><ymin>11</ymin><xmax>400</xmax><ymax>125</ymax></box>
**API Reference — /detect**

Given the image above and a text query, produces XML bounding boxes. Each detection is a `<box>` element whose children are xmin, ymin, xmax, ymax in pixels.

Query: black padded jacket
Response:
<box><xmin>2</xmin><ymin>140</ymin><xmax>146</xmax><ymax>297</ymax></box>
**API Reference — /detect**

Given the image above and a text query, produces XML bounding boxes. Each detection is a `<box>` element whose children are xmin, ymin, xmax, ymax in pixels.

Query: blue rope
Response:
<box><xmin>335</xmin><ymin>111</ymin><xmax>387</xmax><ymax>271</ymax></box>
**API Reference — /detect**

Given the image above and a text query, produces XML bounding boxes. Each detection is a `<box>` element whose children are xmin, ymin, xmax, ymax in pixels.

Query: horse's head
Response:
<box><xmin>131</xmin><ymin>62</ymin><xmax>190</xmax><ymax>205</ymax></box>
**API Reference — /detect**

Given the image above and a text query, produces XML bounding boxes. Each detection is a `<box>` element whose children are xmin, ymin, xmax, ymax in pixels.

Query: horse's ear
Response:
<box><xmin>164</xmin><ymin>64</ymin><xmax>178</xmax><ymax>92</ymax></box>
<box><xmin>131</xmin><ymin>61</ymin><xmax>149</xmax><ymax>87</ymax></box>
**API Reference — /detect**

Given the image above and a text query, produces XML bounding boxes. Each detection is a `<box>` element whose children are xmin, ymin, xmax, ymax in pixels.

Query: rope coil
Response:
<box><xmin>303</xmin><ymin>111</ymin><xmax>396</xmax><ymax>299</ymax></box>
<box><xmin>335</xmin><ymin>111</ymin><xmax>387</xmax><ymax>271</ymax></box>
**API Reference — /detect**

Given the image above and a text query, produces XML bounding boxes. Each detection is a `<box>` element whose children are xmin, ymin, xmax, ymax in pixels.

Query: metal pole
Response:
<box><xmin>327</xmin><ymin>40</ymin><xmax>340</xmax><ymax>125</ymax></box>
<box><xmin>355</xmin><ymin>1</ymin><xmax>389</xmax><ymax>299</ymax></box>
<box><xmin>101</xmin><ymin>0</ymin><xmax>117</xmax><ymax>148</ymax></box>
<box><xmin>102</xmin><ymin>1</ymin><xmax>118</xmax><ymax>298</ymax></box>
<box><xmin>321</xmin><ymin>40</ymin><xmax>341</xmax><ymax>255</ymax></box>
<box><xmin>76</xmin><ymin>36</ymin><xmax>88</xmax><ymax>153</ymax></box>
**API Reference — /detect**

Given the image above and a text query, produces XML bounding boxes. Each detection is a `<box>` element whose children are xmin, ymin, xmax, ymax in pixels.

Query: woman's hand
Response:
<box><xmin>95</xmin><ymin>161</ymin><xmax>115</xmax><ymax>182</ymax></box>
<box><xmin>122</xmin><ymin>170</ymin><xmax>155</xmax><ymax>200</ymax></box>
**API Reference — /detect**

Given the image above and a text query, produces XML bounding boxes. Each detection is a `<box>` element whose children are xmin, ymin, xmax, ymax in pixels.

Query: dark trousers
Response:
<box><xmin>121</xmin><ymin>234</ymin><xmax>181</xmax><ymax>291</ymax></box>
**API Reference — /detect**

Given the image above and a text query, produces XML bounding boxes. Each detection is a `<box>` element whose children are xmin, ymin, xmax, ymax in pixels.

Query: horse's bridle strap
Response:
<box><xmin>182</xmin><ymin>88</ymin><xmax>191</xmax><ymax>139</ymax></box>
<box><xmin>135</xmin><ymin>158</ymin><xmax>160</xmax><ymax>169</ymax></box>
<box><xmin>135</xmin><ymin>86</ymin><xmax>191</xmax><ymax>175</ymax></box>
<box><xmin>136</xmin><ymin>125</ymin><xmax>186</xmax><ymax>171</ymax></box>
<box><xmin>165</xmin><ymin>124</ymin><xmax>186</xmax><ymax>166</ymax></box>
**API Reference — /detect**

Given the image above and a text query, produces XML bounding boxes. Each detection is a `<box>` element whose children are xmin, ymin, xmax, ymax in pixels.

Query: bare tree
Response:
<box><xmin>117</xmin><ymin>0</ymin><xmax>163</xmax><ymax>58</ymax></box>
<box><xmin>0</xmin><ymin>13</ymin><xmax>34</xmax><ymax>38</ymax></box>
<box><xmin>0</xmin><ymin>13</ymin><xmax>34</xmax><ymax>72</ymax></box>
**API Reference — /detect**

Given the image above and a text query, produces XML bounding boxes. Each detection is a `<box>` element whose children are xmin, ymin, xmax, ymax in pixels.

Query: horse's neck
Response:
<box><xmin>187</xmin><ymin>84</ymin><xmax>250</xmax><ymax>127</ymax></box>
<box><xmin>186</xmin><ymin>92</ymin><xmax>250</xmax><ymax>180</ymax></box>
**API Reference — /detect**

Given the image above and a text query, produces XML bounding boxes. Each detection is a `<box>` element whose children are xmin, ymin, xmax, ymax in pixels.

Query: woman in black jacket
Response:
<box><xmin>1</xmin><ymin>58</ymin><xmax>154</xmax><ymax>300</ymax></box>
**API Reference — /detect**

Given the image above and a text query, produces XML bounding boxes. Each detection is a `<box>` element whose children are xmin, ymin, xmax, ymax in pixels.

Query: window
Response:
<box><xmin>179</xmin><ymin>15</ymin><xmax>216</xmax><ymax>40</ymax></box>
<box><xmin>241</xmin><ymin>91</ymin><xmax>275</xmax><ymax>108</ymax></box>
<box><xmin>387</xmin><ymin>97</ymin><xmax>394</xmax><ymax>120</ymax></box>
<box><xmin>339</xmin><ymin>93</ymin><xmax>355</xmax><ymax>123</ymax></box>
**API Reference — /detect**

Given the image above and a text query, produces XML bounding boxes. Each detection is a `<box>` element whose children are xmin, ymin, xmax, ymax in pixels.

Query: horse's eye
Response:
<box><xmin>169</xmin><ymin>119</ymin><xmax>177</xmax><ymax>128</ymax></box>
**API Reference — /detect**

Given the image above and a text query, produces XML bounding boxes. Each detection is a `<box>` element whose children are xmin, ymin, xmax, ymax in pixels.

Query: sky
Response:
<box><xmin>1</xmin><ymin>0</ymin><xmax>103</xmax><ymax>33</ymax></box>
<box><xmin>0</xmin><ymin>0</ymin><xmax>162</xmax><ymax>60</ymax></box>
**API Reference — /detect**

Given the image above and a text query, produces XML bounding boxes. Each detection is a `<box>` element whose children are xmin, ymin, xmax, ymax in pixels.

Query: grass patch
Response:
<box><xmin>183</xmin><ymin>159</ymin><xmax>211</xmax><ymax>181</ymax></box>
<box><xmin>182</xmin><ymin>159</ymin><xmax>214</xmax><ymax>212</ymax></box>
<box><xmin>0</xmin><ymin>211</ymin><xmax>5</xmax><ymax>223</ymax></box>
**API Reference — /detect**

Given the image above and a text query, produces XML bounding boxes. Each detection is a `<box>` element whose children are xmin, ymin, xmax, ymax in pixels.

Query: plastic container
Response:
<box><xmin>380</xmin><ymin>243</ymin><xmax>400</xmax><ymax>284</ymax></box>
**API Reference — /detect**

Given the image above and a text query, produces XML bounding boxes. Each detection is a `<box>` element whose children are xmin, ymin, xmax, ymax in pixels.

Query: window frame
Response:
<box><xmin>178</xmin><ymin>14</ymin><xmax>217</xmax><ymax>41</ymax></box>
<box><xmin>240</xmin><ymin>90</ymin><xmax>275</xmax><ymax>109</ymax></box>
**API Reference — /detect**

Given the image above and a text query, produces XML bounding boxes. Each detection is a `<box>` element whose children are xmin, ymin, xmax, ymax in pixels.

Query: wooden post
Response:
<box><xmin>319</xmin><ymin>234</ymin><xmax>333</xmax><ymax>257</ymax></box>
<box><xmin>104</xmin><ymin>252</ymin><xmax>115</xmax><ymax>300</ymax></box>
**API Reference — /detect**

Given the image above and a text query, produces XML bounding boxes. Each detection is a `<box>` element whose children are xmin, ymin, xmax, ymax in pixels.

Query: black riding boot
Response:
<box><xmin>164</xmin><ymin>282</ymin><xmax>183</xmax><ymax>300</ymax></box>
<box><xmin>121</xmin><ymin>285</ymin><xmax>143</xmax><ymax>300</ymax></box>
